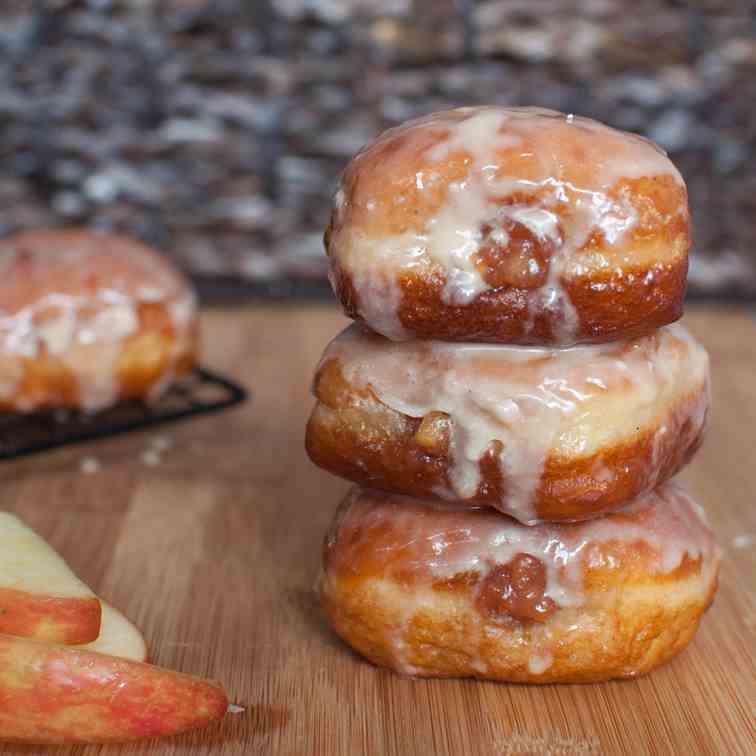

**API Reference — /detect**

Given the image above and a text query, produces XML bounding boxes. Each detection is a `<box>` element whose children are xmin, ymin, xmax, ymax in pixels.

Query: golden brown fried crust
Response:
<box><xmin>329</xmin><ymin>256</ymin><xmax>688</xmax><ymax>345</ymax></box>
<box><xmin>319</xmin><ymin>488</ymin><xmax>720</xmax><ymax>683</ymax></box>
<box><xmin>320</xmin><ymin>571</ymin><xmax>718</xmax><ymax>683</ymax></box>
<box><xmin>306</xmin><ymin>358</ymin><xmax>709</xmax><ymax>522</ymax></box>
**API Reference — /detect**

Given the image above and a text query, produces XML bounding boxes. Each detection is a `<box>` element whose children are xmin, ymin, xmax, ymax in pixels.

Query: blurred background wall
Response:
<box><xmin>1</xmin><ymin>0</ymin><xmax>754</xmax><ymax>300</ymax></box>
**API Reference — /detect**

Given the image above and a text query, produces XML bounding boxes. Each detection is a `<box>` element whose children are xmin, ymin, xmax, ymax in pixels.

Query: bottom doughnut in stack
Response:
<box><xmin>319</xmin><ymin>483</ymin><xmax>720</xmax><ymax>683</ymax></box>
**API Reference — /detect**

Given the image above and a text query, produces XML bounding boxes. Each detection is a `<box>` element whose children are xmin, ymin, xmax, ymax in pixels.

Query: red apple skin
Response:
<box><xmin>0</xmin><ymin>635</ymin><xmax>228</xmax><ymax>744</ymax></box>
<box><xmin>0</xmin><ymin>587</ymin><xmax>101</xmax><ymax>644</ymax></box>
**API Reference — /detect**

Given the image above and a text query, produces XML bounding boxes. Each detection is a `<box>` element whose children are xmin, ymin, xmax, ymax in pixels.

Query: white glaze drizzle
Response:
<box><xmin>0</xmin><ymin>234</ymin><xmax>196</xmax><ymax>411</ymax></box>
<box><xmin>320</xmin><ymin>322</ymin><xmax>709</xmax><ymax>523</ymax></box>
<box><xmin>331</xmin><ymin>480</ymin><xmax>717</xmax><ymax>629</ymax></box>
<box><xmin>331</xmin><ymin>106</ymin><xmax>685</xmax><ymax>342</ymax></box>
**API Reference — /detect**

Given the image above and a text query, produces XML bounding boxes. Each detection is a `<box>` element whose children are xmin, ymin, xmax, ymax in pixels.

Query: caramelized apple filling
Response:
<box><xmin>413</xmin><ymin>411</ymin><xmax>450</xmax><ymax>455</ymax></box>
<box><xmin>476</xmin><ymin>553</ymin><xmax>558</xmax><ymax>623</ymax></box>
<box><xmin>474</xmin><ymin>219</ymin><xmax>554</xmax><ymax>290</ymax></box>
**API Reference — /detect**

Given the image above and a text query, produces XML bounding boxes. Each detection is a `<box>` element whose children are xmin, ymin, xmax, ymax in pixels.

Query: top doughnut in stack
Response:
<box><xmin>325</xmin><ymin>106</ymin><xmax>689</xmax><ymax>346</ymax></box>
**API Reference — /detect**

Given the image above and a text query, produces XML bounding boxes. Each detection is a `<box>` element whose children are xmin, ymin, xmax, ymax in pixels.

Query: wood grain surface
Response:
<box><xmin>0</xmin><ymin>304</ymin><xmax>753</xmax><ymax>756</ymax></box>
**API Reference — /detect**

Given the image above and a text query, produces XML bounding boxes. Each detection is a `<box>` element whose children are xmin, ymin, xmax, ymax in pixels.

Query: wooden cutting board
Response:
<box><xmin>0</xmin><ymin>304</ymin><xmax>753</xmax><ymax>756</ymax></box>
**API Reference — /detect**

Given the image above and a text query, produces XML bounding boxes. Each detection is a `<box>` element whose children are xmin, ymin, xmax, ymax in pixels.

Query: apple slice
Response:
<box><xmin>0</xmin><ymin>513</ymin><xmax>100</xmax><ymax>644</ymax></box>
<box><xmin>80</xmin><ymin>603</ymin><xmax>147</xmax><ymax>662</ymax></box>
<box><xmin>0</xmin><ymin>634</ymin><xmax>228</xmax><ymax>744</ymax></box>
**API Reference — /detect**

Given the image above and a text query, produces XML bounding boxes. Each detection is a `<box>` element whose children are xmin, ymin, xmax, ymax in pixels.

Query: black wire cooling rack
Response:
<box><xmin>0</xmin><ymin>367</ymin><xmax>248</xmax><ymax>461</ymax></box>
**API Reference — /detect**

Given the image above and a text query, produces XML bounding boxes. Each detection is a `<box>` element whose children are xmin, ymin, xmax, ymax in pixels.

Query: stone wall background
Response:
<box><xmin>1</xmin><ymin>0</ymin><xmax>754</xmax><ymax>299</ymax></box>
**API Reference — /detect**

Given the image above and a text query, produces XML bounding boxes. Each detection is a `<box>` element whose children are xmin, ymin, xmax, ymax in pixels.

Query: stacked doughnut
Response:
<box><xmin>307</xmin><ymin>107</ymin><xmax>720</xmax><ymax>683</ymax></box>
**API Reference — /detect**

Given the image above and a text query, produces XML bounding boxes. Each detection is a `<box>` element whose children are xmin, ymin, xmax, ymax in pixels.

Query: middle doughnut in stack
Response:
<box><xmin>308</xmin><ymin>322</ymin><xmax>708</xmax><ymax>524</ymax></box>
<box><xmin>307</xmin><ymin>106</ymin><xmax>718</xmax><ymax>683</ymax></box>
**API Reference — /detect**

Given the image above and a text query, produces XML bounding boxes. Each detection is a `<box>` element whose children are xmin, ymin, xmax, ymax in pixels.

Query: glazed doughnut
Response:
<box><xmin>0</xmin><ymin>229</ymin><xmax>198</xmax><ymax>412</ymax></box>
<box><xmin>306</xmin><ymin>322</ymin><xmax>709</xmax><ymax>524</ymax></box>
<box><xmin>319</xmin><ymin>483</ymin><xmax>720</xmax><ymax>683</ymax></box>
<box><xmin>326</xmin><ymin>106</ymin><xmax>689</xmax><ymax>345</ymax></box>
